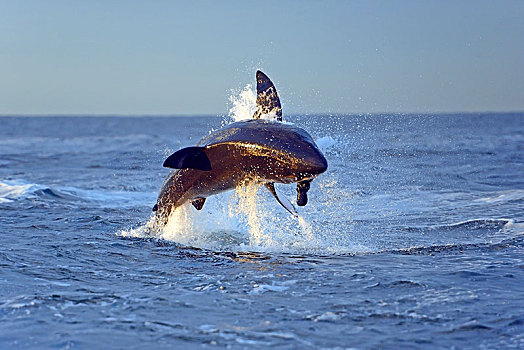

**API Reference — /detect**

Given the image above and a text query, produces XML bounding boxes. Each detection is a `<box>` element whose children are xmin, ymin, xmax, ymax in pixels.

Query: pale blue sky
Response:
<box><xmin>1</xmin><ymin>0</ymin><xmax>523</xmax><ymax>115</ymax></box>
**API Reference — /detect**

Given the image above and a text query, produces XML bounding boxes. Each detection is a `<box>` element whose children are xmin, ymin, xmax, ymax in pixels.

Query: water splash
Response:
<box><xmin>121</xmin><ymin>181</ymin><xmax>335</xmax><ymax>253</ymax></box>
<box><xmin>227</xmin><ymin>84</ymin><xmax>257</xmax><ymax>123</ymax></box>
<box><xmin>231</xmin><ymin>183</ymin><xmax>266</xmax><ymax>246</ymax></box>
<box><xmin>118</xmin><ymin>86</ymin><xmax>352</xmax><ymax>253</ymax></box>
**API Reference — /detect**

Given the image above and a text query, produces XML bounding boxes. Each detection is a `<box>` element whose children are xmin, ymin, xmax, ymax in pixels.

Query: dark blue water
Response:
<box><xmin>1</xmin><ymin>114</ymin><xmax>523</xmax><ymax>349</ymax></box>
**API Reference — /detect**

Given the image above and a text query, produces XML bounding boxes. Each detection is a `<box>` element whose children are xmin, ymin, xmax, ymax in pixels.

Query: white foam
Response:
<box><xmin>249</xmin><ymin>283</ymin><xmax>290</xmax><ymax>295</ymax></box>
<box><xmin>0</xmin><ymin>178</ymin><xmax>154</xmax><ymax>208</ymax></box>
<box><xmin>0</xmin><ymin>180</ymin><xmax>42</xmax><ymax>203</ymax></box>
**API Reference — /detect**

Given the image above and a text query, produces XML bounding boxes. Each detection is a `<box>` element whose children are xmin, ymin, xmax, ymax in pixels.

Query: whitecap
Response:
<box><xmin>0</xmin><ymin>180</ymin><xmax>43</xmax><ymax>203</ymax></box>
<box><xmin>0</xmin><ymin>178</ymin><xmax>155</xmax><ymax>208</ymax></box>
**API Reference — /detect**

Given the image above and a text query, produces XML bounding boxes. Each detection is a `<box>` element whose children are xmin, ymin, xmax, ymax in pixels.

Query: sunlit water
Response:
<box><xmin>0</xmin><ymin>111</ymin><xmax>523</xmax><ymax>348</ymax></box>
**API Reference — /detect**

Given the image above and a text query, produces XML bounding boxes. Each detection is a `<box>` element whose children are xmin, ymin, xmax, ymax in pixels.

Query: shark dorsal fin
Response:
<box><xmin>253</xmin><ymin>70</ymin><xmax>282</xmax><ymax>121</ymax></box>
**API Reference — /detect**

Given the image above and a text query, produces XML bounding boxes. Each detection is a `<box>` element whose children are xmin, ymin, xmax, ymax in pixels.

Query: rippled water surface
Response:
<box><xmin>1</xmin><ymin>114</ymin><xmax>523</xmax><ymax>349</ymax></box>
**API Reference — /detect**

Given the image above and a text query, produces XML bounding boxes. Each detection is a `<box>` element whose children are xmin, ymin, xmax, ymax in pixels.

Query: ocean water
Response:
<box><xmin>0</xmin><ymin>113</ymin><xmax>523</xmax><ymax>349</ymax></box>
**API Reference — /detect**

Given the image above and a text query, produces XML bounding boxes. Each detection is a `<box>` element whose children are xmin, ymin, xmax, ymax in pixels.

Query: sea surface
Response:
<box><xmin>0</xmin><ymin>113</ymin><xmax>523</xmax><ymax>349</ymax></box>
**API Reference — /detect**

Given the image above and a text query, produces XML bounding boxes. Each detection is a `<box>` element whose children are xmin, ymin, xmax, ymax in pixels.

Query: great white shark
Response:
<box><xmin>153</xmin><ymin>71</ymin><xmax>328</xmax><ymax>221</ymax></box>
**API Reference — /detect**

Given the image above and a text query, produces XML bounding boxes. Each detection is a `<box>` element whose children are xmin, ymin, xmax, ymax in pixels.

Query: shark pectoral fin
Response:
<box><xmin>191</xmin><ymin>198</ymin><xmax>206</xmax><ymax>210</ymax></box>
<box><xmin>265</xmin><ymin>183</ymin><xmax>298</xmax><ymax>217</ymax></box>
<box><xmin>253</xmin><ymin>70</ymin><xmax>282</xmax><ymax>121</ymax></box>
<box><xmin>163</xmin><ymin>146</ymin><xmax>212</xmax><ymax>171</ymax></box>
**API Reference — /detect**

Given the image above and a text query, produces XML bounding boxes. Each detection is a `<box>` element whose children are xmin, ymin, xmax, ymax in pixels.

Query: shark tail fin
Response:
<box><xmin>253</xmin><ymin>70</ymin><xmax>282</xmax><ymax>121</ymax></box>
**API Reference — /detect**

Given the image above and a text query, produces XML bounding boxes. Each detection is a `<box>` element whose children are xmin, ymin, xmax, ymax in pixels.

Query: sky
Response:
<box><xmin>1</xmin><ymin>0</ymin><xmax>523</xmax><ymax>116</ymax></box>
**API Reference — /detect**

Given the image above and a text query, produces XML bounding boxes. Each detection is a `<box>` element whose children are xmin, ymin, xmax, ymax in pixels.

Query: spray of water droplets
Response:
<box><xmin>119</xmin><ymin>84</ymin><xmax>357</xmax><ymax>253</ymax></box>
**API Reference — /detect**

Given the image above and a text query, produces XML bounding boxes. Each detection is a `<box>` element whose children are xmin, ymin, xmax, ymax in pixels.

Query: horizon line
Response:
<box><xmin>0</xmin><ymin>110</ymin><xmax>523</xmax><ymax>118</ymax></box>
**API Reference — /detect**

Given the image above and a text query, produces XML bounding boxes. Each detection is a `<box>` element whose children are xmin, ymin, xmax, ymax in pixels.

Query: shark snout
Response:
<box><xmin>297</xmin><ymin>149</ymin><xmax>328</xmax><ymax>180</ymax></box>
<box><xmin>311</xmin><ymin>152</ymin><xmax>328</xmax><ymax>174</ymax></box>
<box><xmin>307</xmin><ymin>153</ymin><xmax>328</xmax><ymax>175</ymax></box>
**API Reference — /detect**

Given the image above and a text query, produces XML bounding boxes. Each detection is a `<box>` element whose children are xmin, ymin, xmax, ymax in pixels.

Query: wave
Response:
<box><xmin>380</xmin><ymin>219</ymin><xmax>523</xmax><ymax>255</ymax></box>
<box><xmin>0</xmin><ymin>181</ymin><xmax>44</xmax><ymax>203</ymax></box>
<box><xmin>403</xmin><ymin>218</ymin><xmax>516</xmax><ymax>233</ymax></box>
<box><xmin>0</xmin><ymin>179</ymin><xmax>155</xmax><ymax>208</ymax></box>
<box><xmin>473</xmin><ymin>190</ymin><xmax>524</xmax><ymax>204</ymax></box>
